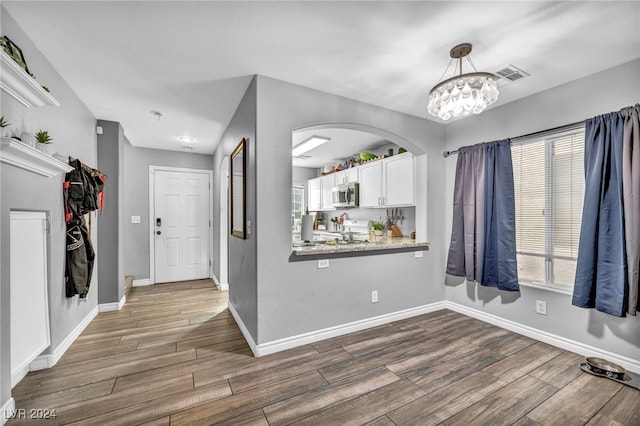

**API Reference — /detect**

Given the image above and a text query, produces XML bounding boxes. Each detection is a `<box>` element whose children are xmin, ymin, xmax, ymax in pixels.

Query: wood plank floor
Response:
<box><xmin>8</xmin><ymin>279</ymin><xmax>640</xmax><ymax>425</ymax></box>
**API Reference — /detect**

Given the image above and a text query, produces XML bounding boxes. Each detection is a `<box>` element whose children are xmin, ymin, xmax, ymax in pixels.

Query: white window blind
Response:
<box><xmin>511</xmin><ymin>128</ymin><xmax>585</xmax><ymax>288</ymax></box>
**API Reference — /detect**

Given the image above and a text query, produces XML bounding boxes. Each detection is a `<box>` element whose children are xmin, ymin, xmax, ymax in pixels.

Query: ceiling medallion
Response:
<box><xmin>427</xmin><ymin>43</ymin><xmax>499</xmax><ymax>121</ymax></box>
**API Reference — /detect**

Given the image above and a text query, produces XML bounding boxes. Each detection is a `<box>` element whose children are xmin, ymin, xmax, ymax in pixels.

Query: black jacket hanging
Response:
<box><xmin>63</xmin><ymin>159</ymin><xmax>104</xmax><ymax>298</ymax></box>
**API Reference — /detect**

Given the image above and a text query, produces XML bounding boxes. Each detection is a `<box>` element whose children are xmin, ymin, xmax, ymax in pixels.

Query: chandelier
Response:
<box><xmin>427</xmin><ymin>43</ymin><xmax>499</xmax><ymax>121</ymax></box>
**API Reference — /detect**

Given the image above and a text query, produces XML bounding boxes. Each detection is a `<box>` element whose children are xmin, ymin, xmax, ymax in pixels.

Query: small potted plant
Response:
<box><xmin>34</xmin><ymin>130</ymin><xmax>55</xmax><ymax>154</ymax></box>
<box><xmin>0</xmin><ymin>116</ymin><xmax>10</xmax><ymax>137</ymax></box>
<box><xmin>370</xmin><ymin>221</ymin><xmax>385</xmax><ymax>236</ymax></box>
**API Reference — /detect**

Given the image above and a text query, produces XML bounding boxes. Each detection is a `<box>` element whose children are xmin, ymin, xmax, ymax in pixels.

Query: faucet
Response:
<box><xmin>342</xmin><ymin>228</ymin><xmax>354</xmax><ymax>242</ymax></box>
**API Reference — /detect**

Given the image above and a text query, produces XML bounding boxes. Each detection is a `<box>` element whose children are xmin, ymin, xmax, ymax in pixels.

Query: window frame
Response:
<box><xmin>291</xmin><ymin>184</ymin><xmax>305</xmax><ymax>231</ymax></box>
<box><xmin>511</xmin><ymin>125</ymin><xmax>585</xmax><ymax>294</ymax></box>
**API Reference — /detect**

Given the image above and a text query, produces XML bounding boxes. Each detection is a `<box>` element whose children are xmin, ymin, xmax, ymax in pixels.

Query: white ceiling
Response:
<box><xmin>4</xmin><ymin>1</ymin><xmax>639</xmax><ymax>155</ymax></box>
<box><xmin>292</xmin><ymin>128</ymin><xmax>392</xmax><ymax>168</ymax></box>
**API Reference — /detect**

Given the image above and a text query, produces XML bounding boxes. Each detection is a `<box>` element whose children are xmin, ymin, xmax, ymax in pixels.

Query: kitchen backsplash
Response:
<box><xmin>322</xmin><ymin>206</ymin><xmax>415</xmax><ymax>237</ymax></box>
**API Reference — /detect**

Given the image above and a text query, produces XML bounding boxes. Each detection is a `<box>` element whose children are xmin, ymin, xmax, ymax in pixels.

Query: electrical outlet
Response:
<box><xmin>414</xmin><ymin>251</ymin><xmax>423</xmax><ymax>258</ymax></box>
<box><xmin>131</xmin><ymin>216</ymin><xmax>141</xmax><ymax>224</ymax></box>
<box><xmin>317</xmin><ymin>259</ymin><xmax>329</xmax><ymax>269</ymax></box>
<box><xmin>371</xmin><ymin>290</ymin><xmax>378</xmax><ymax>303</ymax></box>
<box><xmin>536</xmin><ymin>300</ymin><xmax>547</xmax><ymax>315</ymax></box>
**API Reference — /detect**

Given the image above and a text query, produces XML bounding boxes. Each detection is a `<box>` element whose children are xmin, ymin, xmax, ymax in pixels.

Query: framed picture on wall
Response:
<box><xmin>231</xmin><ymin>138</ymin><xmax>246</xmax><ymax>239</ymax></box>
<box><xmin>1</xmin><ymin>36</ymin><xmax>32</xmax><ymax>77</ymax></box>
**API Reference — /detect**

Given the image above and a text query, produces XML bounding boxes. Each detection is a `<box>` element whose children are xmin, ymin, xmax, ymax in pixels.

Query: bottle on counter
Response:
<box><xmin>369</xmin><ymin>229</ymin><xmax>376</xmax><ymax>242</ymax></box>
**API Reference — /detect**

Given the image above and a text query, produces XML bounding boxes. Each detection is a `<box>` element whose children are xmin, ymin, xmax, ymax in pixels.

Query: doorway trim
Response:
<box><xmin>148</xmin><ymin>165</ymin><xmax>214</xmax><ymax>285</ymax></box>
<box><xmin>218</xmin><ymin>156</ymin><xmax>230</xmax><ymax>290</ymax></box>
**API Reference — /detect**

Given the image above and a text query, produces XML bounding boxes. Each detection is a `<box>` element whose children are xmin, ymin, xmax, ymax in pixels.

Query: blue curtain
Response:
<box><xmin>574</xmin><ymin>105</ymin><xmax>640</xmax><ymax>317</ymax></box>
<box><xmin>573</xmin><ymin>112</ymin><xmax>628</xmax><ymax>316</ymax></box>
<box><xmin>446</xmin><ymin>139</ymin><xmax>519</xmax><ymax>291</ymax></box>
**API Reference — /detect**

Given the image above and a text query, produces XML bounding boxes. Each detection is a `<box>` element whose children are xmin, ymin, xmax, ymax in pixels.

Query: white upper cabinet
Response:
<box><xmin>307</xmin><ymin>175</ymin><xmax>337</xmax><ymax>211</ymax></box>
<box><xmin>358</xmin><ymin>161</ymin><xmax>384</xmax><ymax>207</ymax></box>
<box><xmin>307</xmin><ymin>177</ymin><xmax>322</xmax><ymax>211</ymax></box>
<box><xmin>384</xmin><ymin>153</ymin><xmax>415</xmax><ymax>206</ymax></box>
<box><xmin>321</xmin><ymin>174</ymin><xmax>336</xmax><ymax>210</ymax></box>
<box><xmin>359</xmin><ymin>153</ymin><xmax>415</xmax><ymax>208</ymax></box>
<box><xmin>333</xmin><ymin>167</ymin><xmax>359</xmax><ymax>185</ymax></box>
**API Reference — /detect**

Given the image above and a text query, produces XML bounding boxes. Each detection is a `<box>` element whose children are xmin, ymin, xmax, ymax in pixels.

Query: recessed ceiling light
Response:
<box><xmin>178</xmin><ymin>136</ymin><xmax>195</xmax><ymax>143</ymax></box>
<box><xmin>292</xmin><ymin>135</ymin><xmax>330</xmax><ymax>157</ymax></box>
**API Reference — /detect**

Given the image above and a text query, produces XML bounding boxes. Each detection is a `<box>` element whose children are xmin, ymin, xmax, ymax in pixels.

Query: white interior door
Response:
<box><xmin>154</xmin><ymin>170</ymin><xmax>210</xmax><ymax>283</ymax></box>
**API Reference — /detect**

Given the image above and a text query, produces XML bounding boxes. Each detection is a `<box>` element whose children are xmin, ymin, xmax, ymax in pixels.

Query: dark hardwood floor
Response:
<box><xmin>8</xmin><ymin>279</ymin><xmax>640</xmax><ymax>425</ymax></box>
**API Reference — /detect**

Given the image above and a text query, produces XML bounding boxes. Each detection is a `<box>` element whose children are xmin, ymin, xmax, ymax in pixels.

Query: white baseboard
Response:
<box><xmin>1</xmin><ymin>398</ymin><xmax>15</xmax><ymax>426</ymax></box>
<box><xmin>211</xmin><ymin>273</ymin><xmax>229</xmax><ymax>291</ymax></box>
<box><xmin>230</xmin><ymin>301</ymin><xmax>447</xmax><ymax>358</ymax></box>
<box><xmin>133</xmin><ymin>278</ymin><xmax>151</xmax><ymax>287</ymax></box>
<box><xmin>228</xmin><ymin>302</ymin><xmax>258</xmax><ymax>356</ymax></box>
<box><xmin>446</xmin><ymin>301</ymin><xmax>640</xmax><ymax>374</ymax></box>
<box><xmin>29</xmin><ymin>305</ymin><xmax>99</xmax><ymax>371</ymax></box>
<box><xmin>98</xmin><ymin>294</ymin><xmax>127</xmax><ymax>312</ymax></box>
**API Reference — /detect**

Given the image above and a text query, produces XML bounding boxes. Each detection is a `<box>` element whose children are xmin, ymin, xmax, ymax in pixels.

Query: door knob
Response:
<box><xmin>156</xmin><ymin>231</ymin><xmax>161</xmax><ymax>235</ymax></box>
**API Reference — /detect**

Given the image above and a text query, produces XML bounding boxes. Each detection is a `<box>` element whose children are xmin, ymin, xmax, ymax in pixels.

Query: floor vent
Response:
<box><xmin>494</xmin><ymin>64</ymin><xmax>530</xmax><ymax>86</ymax></box>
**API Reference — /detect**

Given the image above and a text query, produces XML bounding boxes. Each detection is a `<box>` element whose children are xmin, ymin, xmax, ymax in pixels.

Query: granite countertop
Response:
<box><xmin>291</xmin><ymin>237</ymin><xmax>429</xmax><ymax>256</ymax></box>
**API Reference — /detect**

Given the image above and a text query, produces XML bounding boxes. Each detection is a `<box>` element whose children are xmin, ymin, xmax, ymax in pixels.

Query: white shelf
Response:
<box><xmin>0</xmin><ymin>49</ymin><xmax>60</xmax><ymax>108</ymax></box>
<box><xmin>0</xmin><ymin>137</ymin><xmax>71</xmax><ymax>177</ymax></box>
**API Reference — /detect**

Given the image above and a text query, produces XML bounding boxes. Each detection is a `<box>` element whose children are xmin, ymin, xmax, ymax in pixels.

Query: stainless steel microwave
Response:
<box><xmin>332</xmin><ymin>182</ymin><xmax>359</xmax><ymax>208</ymax></box>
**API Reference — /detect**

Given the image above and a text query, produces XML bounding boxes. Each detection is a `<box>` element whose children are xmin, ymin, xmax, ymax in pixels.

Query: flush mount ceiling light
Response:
<box><xmin>292</xmin><ymin>135</ymin><xmax>330</xmax><ymax>157</ymax></box>
<box><xmin>427</xmin><ymin>43</ymin><xmax>499</xmax><ymax>121</ymax></box>
<box><xmin>178</xmin><ymin>136</ymin><xmax>195</xmax><ymax>143</ymax></box>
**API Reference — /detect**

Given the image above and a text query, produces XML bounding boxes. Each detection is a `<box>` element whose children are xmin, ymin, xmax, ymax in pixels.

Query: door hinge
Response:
<box><xmin>44</xmin><ymin>218</ymin><xmax>50</xmax><ymax>233</ymax></box>
<box><xmin>209</xmin><ymin>220</ymin><xmax>211</xmax><ymax>227</ymax></box>
<box><xmin>209</xmin><ymin>259</ymin><xmax>212</xmax><ymax>266</ymax></box>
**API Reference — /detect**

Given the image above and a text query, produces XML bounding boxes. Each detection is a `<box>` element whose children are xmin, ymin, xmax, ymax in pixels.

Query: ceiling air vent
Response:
<box><xmin>493</xmin><ymin>64</ymin><xmax>530</xmax><ymax>86</ymax></box>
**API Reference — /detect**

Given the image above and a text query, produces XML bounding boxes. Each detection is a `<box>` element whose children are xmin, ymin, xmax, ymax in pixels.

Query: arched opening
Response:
<box><xmin>291</xmin><ymin>122</ymin><xmax>422</xmax><ymax>245</ymax></box>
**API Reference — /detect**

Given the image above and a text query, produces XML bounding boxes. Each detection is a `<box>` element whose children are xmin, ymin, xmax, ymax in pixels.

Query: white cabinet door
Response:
<box><xmin>11</xmin><ymin>211</ymin><xmax>50</xmax><ymax>387</ymax></box>
<box><xmin>359</xmin><ymin>161</ymin><xmax>383</xmax><ymax>207</ymax></box>
<box><xmin>307</xmin><ymin>177</ymin><xmax>322</xmax><ymax>211</ymax></box>
<box><xmin>345</xmin><ymin>167</ymin><xmax>359</xmax><ymax>183</ymax></box>
<box><xmin>333</xmin><ymin>169</ymin><xmax>346</xmax><ymax>185</ymax></box>
<box><xmin>321</xmin><ymin>174</ymin><xmax>336</xmax><ymax>210</ymax></box>
<box><xmin>384</xmin><ymin>153</ymin><xmax>415</xmax><ymax>206</ymax></box>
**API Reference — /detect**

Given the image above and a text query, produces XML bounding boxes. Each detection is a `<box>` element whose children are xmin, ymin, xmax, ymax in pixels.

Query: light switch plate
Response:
<box><xmin>131</xmin><ymin>216</ymin><xmax>141</xmax><ymax>224</ymax></box>
<box><xmin>414</xmin><ymin>251</ymin><xmax>423</xmax><ymax>258</ymax></box>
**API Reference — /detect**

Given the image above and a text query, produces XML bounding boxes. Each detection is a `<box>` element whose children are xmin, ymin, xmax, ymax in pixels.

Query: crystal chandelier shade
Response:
<box><xmin>427</xmin><ymin>43</ymin><xmax>499</xmax><ymax>121</ymax></box>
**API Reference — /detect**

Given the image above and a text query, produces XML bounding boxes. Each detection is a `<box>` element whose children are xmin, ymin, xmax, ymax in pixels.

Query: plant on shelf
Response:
<box><xmin>35</xmin><ymin>130</ymin><xmax>53</xmax><ymax>144</ymax></box>
<box><xmin>0</xmin><ymin>116</ymin><xmax>11</xmax><ymax>138</ymax></box>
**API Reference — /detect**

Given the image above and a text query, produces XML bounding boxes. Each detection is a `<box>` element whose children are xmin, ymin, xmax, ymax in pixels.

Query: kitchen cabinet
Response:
<box><xmin>307</xmin><ymin>175</ymin><xmax>336</xmax><ymax>211</ymax></box>
<box><xmin>321</xmin><ymin>174</ymin><xmax>336</xmax><ymax>210</ymax></box>
<box><xmin>359</xmin><ymin>153</ymin><xmax>415</xmax><ymax>207</ymax></box>
<box><xmin>333</xmin><ymin>167</ymin><xmax>358</xmax><ymax>185</ymax></box>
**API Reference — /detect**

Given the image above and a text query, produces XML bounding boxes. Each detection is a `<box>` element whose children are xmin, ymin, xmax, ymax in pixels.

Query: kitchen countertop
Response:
<box><xmin>291</xmin><ymin>237</ymin><xmax>429</xmax><ymax>257</ymax></box>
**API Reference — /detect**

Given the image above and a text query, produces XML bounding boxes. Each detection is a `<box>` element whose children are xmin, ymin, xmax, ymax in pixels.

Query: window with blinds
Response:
<box><xmin>511</xmin><ymin>127</ymin><xmax>585</xmax><ymax>289</ymax></box>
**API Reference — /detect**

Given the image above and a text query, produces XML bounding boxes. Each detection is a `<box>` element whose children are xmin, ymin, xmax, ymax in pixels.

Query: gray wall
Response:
<box><xmin>96</xmin><ymin>120</ymin><xmax>125</xmax><ymax>304</ymax></box>
<box><xmin>254</xmin><ymin>75</ymin><xmax>446</xmax><ymax>344</ymax></box>
<box><xmin>212</xmin><ymin>77</ymin><xmax>258</xmax><ymax>341</ymax></box>
<box><xmin>444</xmin><ymin>59</ymin><xmax>640</xmax><ymax>364</ymax></box>
<box><xmin>1</xmin><ymin>8</ymin><xmax>97</xmax><ymax>407</ymax></box>
<box><xmin>123</xmin><ymin>144</ymin><xmax>213</xmax><ymax>280</ymax></box>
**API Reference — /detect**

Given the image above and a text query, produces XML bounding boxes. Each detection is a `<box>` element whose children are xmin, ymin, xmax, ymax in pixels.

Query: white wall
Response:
<box><xmin>1</xmin><ymin>8</ymin><xmax>98</xmax><ymax>408</ymax></box>
<box><xmin>444</xmin><ymin>59</ymin><xmax>640</xmax><ymax>368</ymax></box>
<box><xmin>255</xmin><ymin>76</ymin><xmax>446</xmax><ymax>345</ymax></box>
<box><xmin>123</xmin><ymin>144</ymin><xmax>213</xmax><ymax>280</ymax></box>
<box><xmin>211</xmin><ymin>77</ymin><xmax>258</xmax><ymax>340</ymax></box>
